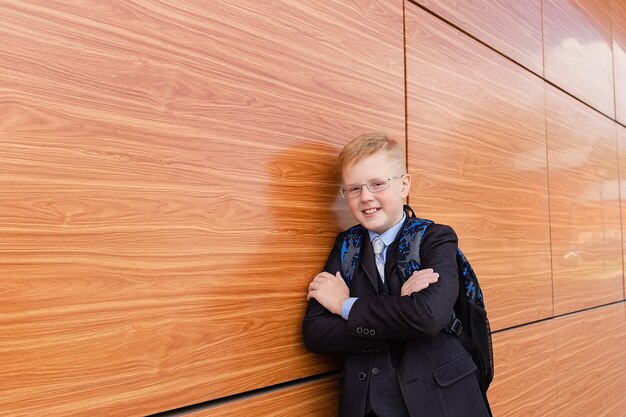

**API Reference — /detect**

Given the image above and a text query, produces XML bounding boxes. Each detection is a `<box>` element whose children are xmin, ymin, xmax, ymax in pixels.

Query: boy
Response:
<box><xmin>302</xmin><ymin>133</ymin><xmax>490</xmax><ymax>417</ymax></box>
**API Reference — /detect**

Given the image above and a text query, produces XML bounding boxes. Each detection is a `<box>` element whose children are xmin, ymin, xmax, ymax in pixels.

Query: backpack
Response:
<box><xmin>340</xmin><ymin>206</ymin><xmax>494</xmax><ymax>400</ymax></box>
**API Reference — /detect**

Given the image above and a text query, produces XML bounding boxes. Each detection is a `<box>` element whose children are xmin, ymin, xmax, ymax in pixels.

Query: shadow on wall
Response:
<box><xmin>225</xmin><ymin>137</ymin><xmax>354</xmax><ymax>338</ymax></box>
<box><xmin>262</xmin><ymin>139</ymin><xmax>351</xmax><ymax>370</ymax></box>
<box><xmin>266</xmin><ymin>139</ymin><xmax>355</xmax><ymax>245</ymax></box>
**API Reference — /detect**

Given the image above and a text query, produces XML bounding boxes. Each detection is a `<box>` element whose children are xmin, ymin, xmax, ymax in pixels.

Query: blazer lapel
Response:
<box><xmin>359</xmin><ymin>232</ymin><xmax>380</xmax><ymax>294</ymax></box>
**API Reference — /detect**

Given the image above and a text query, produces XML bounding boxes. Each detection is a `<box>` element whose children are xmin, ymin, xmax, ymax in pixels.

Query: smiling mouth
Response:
<box><xmin>363</xmin><ymin>208</ymin><xmax>380</xmax><ymax>215</ymax></box>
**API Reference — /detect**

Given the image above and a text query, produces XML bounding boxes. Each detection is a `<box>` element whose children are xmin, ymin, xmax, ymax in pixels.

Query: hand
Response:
<box><xmin>401</xmin><ymin>268</ymin><xmax>439</xmax><ymax>296</ymax></box>
<box><xmin>307</xmin><ymin>271</ymin><xmax>349</xmax><ymax>315</ymax></box>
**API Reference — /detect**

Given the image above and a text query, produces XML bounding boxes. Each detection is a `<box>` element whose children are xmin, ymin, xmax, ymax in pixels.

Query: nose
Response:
<box><xmin>359</xmin><ymin>185</ymin><xmax>374</xmax><ymax>201</ymax></box>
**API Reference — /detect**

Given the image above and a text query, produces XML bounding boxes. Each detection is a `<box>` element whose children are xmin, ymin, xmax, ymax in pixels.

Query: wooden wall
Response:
<box><xmin>1</xmin><ymin>1</ymin><xmax>624</xmax><ymax>416</ymax></box>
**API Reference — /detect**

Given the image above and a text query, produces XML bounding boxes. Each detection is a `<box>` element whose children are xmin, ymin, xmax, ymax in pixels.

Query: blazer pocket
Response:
<box><xmin>433</xmin><ymin>353</ymin><xmax>477</xmax><ymax>388</ymax></box>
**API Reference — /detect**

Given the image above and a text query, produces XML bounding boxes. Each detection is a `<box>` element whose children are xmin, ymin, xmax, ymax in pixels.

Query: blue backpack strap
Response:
<box><xmin>340</xmin><ymin>224</ymin><xmax>365</xmax><ymax>285</ymax></box>
<box><xmin>396</xmin><ymin>217</ymin><xmax>432</xmax><ymax>281</ymax></box>
<box><xmin>458</xmin><ymin>249</ymin><xmax>484</xmax><ymax>307</ymax></box>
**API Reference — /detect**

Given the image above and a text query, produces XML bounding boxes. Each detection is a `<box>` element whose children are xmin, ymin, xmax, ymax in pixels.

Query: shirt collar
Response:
<box><xmin>368</xmin><ymin>212</ymin><xmax>406</xmax><ymax>246</ymax></box>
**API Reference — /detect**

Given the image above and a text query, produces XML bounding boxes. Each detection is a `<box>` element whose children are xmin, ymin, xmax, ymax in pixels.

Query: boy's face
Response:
<box><xmin>342</xmin><ymin>152</ymin><xmax>411</xmax><ymax>234</ymax></box>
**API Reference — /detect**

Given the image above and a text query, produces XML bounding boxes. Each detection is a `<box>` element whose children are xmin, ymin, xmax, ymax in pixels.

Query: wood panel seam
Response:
<box><xmin>145</xmin><ymin>370</ymin><xmax>341</xmax><ymax>417</ymax></box>
<box><xmin>406</xmin><ymin>0</ymin><xmax>621</xmax><ymax>124</ymax></box>
<box><xmin>406</xmin><ymin>0</ymin><xmax>541</xmax><ymax>77</ymax></box>
<box><xmin>491</xmin><ymin>299</ymin><xmax>625</xmax><ymax>335</ymax></box>
<box><xmin>542</xmin><ymin>80</ymin><xmax>556</xmax><ymax>321</ymax></box>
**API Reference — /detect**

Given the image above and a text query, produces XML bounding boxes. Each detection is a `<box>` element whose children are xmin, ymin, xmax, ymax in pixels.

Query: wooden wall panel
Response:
<box><xmin>618</xmin><ymin>124</ymin><xmax>626</xmax><ymax>299</ymax></box>
<box><xmin>489</xmin><ymin>303</ymin><xmax>626</xmax><ymax>417</ymax></box>
<box><xmin>545</xmin><ymin>86</ymin><xmax>623</xmax><ymax>316</ymax></box>
<box><xmin>488</xmin><ymin>322</ymin><xmax>558</xmax><ymax>417</ymax></box>
<box><xmin>0</xmin><ymin>1</ymin><xmax>405</xmax><ymax>415</ymax></box>
<box><xmin>613</xmin><ymin>0</ymin><xmax>626</xmax><ymax>124</ymax></box>
<box><xmin>412</xmin><ymin>0</ymin><xmax>543</xmax><ymax>75</ymax></box>
<box><xmin>554</xmin><ymin>303</ymin><xmax>626</xmax><ymax>416</ymax></box>
<box><xmin>187</xmin><ymin>376</ymin><xmax>338</xmax><ymax>417</ymax></box>
<box><xmin>543</xmin><ymin>0</ymin><xmax>615</xmax><ymax>117</ymax></box>
<box><xmin>405</xmin><ymin>4</ymin><xmax>553</xmax><ymax>331</ymax></box>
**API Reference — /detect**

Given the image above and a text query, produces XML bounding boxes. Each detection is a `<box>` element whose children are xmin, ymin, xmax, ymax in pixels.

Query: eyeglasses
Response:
<box><xmin>340</xmin><ymin>175</ymin><xmax>405</xmax><ymax>199</ymax></box>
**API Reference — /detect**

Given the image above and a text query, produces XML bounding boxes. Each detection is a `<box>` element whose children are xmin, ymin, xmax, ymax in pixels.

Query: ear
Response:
<box><xmin>400</xmin><ymin>174</ymin><xmax>411</xmax><ymax>198</ymax></box>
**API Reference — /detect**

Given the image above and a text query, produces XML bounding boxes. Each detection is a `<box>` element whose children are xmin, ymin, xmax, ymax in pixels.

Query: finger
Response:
<box><xmin>409</xmin><ymin>269</ymin><xmax>433</xmax><ymax>279</ymax></box>
<box><xmin>403</xmin><ymin>279</ymin><xmax>432</xmax><ymax>295</ymax></box>
<box><xmin>335</xmin><ymin>271</ymin><xmax>348</xmax><ymax>288</ymax></box>
<box><xmin>405</xmin><ymin>274</ymin><xmax>434</xmax><ymax>288</ymax></box>
<box><xmin>412</xmin><ymin>271</ymin><xmax>439</xmax><ymax>282</ymax></box>
<box><xmin>427</xmin><ymin>273</ymin><xmax>440</xmax><ymax>282</ymax></box>
<box><xmin>311</xmin><ymin>275</ymin><xmax>330</xmax><ymax>285</ymax></box>
<box><xmin>402</xmin><ymin>285</ymin><xmax>422</xmax><ymax>296</ymax></box>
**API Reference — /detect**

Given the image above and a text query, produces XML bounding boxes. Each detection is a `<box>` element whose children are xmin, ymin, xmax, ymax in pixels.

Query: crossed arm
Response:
<box><xmin>302</xmin><ymin>224</ymin><xmax>459</xmax><ymax>354</ymax></box>
<box><xmin>307</xmin><ymin>268</ymin><xmax>440</xmax><ymax>315</ymax></box>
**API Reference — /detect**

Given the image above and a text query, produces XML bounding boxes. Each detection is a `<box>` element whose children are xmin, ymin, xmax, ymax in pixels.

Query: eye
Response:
<box><xmin>347</xmin><ymin>186</ymin><xmax>361</xmax><ymax>194</ymax></box>
<box><xmin>369</xmin><ymin>179</ymin><xmax>388</xmax><ymax>189</ymax></box>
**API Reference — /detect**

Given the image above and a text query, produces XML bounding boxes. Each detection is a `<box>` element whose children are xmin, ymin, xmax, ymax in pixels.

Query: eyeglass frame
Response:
<box><xmin>339</xmin><ymin>174</ymin><xmax>406</xmax><ymax>199</ymax></box>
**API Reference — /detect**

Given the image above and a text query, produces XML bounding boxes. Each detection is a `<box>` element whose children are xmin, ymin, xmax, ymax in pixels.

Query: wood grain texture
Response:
<box><xmin>553</xmin><ymin>303</ymin><xmax>626</xmax><ymax>416</ymax></box>
<box><xmin>618</xmin><ymin>124</ymin><xmax>626</xmax><ymax>299</ymax></box>
<box><xmin>613</xmin><ymin>0</ymin><xmax>626</xmax><ymax>124</ymax></box>
<box><xmin>405</xmin><ymin>4</ymin><xmax>553</xmax><ymax>331</ymax></box>
<box><xmin>187</xmin><ymin>376</ymin><xmax>339</xmax><ymax>417</ymax></box>
<box><xmin>488</xmin><ymin>322</ymin><xmax>558</xmax><ymax>417</ymax></box>
<box><xmin>489</xmin><ymin>302</ymin><xmax>626</xmax><ymax>417</ymax></box>
<box><xmin>545</xmin><ymin>86</ymin><xmax>623</xmax><ymax>316</ymax></box>
<box><xmin>412</xmin><ymin>0</ymin><xmax>543</xmax><ymax>75</ymax></box>
<box><xmin>0</xmin><ymin>1</ymin><xmax>404</xmax><ymax>415</ymax></box>
<box><xmin>543</xmin><ymin>0</ymin><xmax>615</xmax><ymax>117</ymax></box>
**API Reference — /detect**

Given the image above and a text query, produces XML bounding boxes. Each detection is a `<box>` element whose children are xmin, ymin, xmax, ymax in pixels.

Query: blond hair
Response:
<box><xmin>338</xmin><ymin>132</ymin><xmax>406</xmax><ymax>175</ymax></box>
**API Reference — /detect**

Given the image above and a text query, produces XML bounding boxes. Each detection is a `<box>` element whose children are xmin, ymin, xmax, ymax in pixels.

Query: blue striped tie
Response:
<box><xmin>372</xmin><ymin>236</ymin><xmax>386</xmax><ymax>282</ymax></box>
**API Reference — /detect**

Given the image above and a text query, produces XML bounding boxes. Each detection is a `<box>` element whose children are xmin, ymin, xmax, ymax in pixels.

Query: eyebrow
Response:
<box><xmin>344</xmin><ymin>176</ymin><xmax>390</xmax><ymax>186</ymax></box>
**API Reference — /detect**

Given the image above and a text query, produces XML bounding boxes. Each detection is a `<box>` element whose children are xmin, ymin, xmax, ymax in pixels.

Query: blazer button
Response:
<box><xmin>358</xmin><ymin>372</ymin><xmax>367</xmax><ymax>381</ymax></box>
<box><xmin>363</xmin><ymin>328</ymin><xmax>370</xmax><ymax>335</ymax></box>
<box><xmin>370</xmin><ymin>329</ymin><xmax>376</xmax><ymax>336</ymax></box>
<box><xmin>372</xmin><ymin>367</ymin><xmax>379</xmax><ymax>375</ymax></box>
<box><xmin>356</xmin><ymin>326</ymin><xmax>363</xmax><ymax>334</ymax></box>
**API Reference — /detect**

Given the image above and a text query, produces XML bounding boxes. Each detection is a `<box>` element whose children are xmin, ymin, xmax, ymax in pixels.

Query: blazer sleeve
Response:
<box><xmin>345</xmin><ymin>223</ymin><xmax>459</xmax><ymax>340</ymax></box>
<box><xmin>301</xmin><ymin>233</ymin><xmax>389</xmax><ymax>355</ymax></box>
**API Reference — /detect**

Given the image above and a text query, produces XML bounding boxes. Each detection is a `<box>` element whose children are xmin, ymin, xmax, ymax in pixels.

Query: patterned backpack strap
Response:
<box><xmin>340</xmin><ymin>224</ymin><xmax>364</xmax><ymax>286</ymax></box>
<box><xmin>396</xmin><ymin>217</ymin><xmax>432</xmax><ymax>282</ymax></box>
<box><xmin>457</xmin><ymin>249</ymin><xmax>485</xmax><ymax>307</ymax></box>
